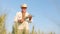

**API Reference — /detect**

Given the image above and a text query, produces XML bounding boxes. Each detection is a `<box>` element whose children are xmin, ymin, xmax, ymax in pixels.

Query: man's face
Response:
<box><xmin>21</xmin><ymin>7</ymin><xmax>27</xmax><ymax>13</ymax></box>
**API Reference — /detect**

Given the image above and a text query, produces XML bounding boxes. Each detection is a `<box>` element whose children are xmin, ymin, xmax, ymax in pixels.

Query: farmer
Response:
<box><xmin>14</xmin><ymin>4</ymin><xmax>32</xmax><ymax>34</ymax></box>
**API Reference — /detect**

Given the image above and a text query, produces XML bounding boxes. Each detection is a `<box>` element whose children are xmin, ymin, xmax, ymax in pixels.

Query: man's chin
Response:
<box><xmin>23</xmin><ymin>12</ymin><xmax>26</xmax><ymax>13</ymax></box>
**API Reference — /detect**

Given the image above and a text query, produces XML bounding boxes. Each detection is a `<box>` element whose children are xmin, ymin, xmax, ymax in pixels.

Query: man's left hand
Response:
<box><xmin>28</xmin><ymin>15</ymin><xmax>32</xmax><ymax>21</ymax></box>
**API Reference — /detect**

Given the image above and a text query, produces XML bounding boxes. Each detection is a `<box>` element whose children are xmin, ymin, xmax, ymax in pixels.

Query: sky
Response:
<box><xmin>0</xmin><ymin>0</ymin><xmax>60</xmax><ymax>34</ymax></box>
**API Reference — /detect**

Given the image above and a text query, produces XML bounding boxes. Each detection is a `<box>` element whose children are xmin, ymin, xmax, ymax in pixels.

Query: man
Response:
<box><xmin>14</xmin><ymin>4</ymin><xmax>32</xmax><ymax>34</ymax></box>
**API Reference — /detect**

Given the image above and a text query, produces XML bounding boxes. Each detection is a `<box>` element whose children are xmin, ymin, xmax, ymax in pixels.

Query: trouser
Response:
<box><xmin>13</xmin><ymin>21</ymin><xmax>29</xmax><ymax>34</ymax></box>
<box><xmin>17</xmin><ymin>29</ymin><xmax>29</xmax><ymax>34</ymax></box>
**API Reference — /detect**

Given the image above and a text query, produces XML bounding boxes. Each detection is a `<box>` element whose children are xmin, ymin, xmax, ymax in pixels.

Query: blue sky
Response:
<box><xmin>0</xmin><ymin>0</ymin><xmax>60</xmax><ymax>34</ymax></box>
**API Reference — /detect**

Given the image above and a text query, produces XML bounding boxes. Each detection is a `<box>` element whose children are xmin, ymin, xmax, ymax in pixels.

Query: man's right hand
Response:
<box><xmin>18</xmin><ymin>19</ymin><xmax>24</xmax><ymax>23</ymax></box>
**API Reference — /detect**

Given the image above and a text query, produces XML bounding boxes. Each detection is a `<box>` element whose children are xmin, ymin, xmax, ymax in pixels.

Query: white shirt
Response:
<box><xmin>14</xmin><ymin>12</ymin><xmax>32</xmax><ymax>29</ymax></box>
<box><xmin>14</xmin><ymin>11</ymin><xmax>31</xmax><ymax>23</ymax></box>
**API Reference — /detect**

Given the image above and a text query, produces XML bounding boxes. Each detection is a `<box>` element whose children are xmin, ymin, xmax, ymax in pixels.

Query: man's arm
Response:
<box><xmin>25</xmin><ymin>12</ymin><xmax>32</xmax><ymax>23</ymax></box>
<box><xmin>14</xmin><ymin>12</ymin><xmax>24</xmax><ymax>23</ymax></box>
<box><xmin>26</xmin><ymin>15</ymin><xmax>32</xmax><ymax>23</ymax></box>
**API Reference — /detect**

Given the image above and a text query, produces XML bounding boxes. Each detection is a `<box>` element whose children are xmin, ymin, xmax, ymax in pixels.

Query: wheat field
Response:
<box><xmin>0</xmin><ymin>14</ymin><xmax>56</xmax><ymax>34</ymax></box>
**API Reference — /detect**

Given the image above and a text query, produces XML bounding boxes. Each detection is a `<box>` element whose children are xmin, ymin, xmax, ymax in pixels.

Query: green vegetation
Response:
<box><xmin>0</xmin><ymin>14</ymin><xmax>6</xmax><ymax>34</ymax></box>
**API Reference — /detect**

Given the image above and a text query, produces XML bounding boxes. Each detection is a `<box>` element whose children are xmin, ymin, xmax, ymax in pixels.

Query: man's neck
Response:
<box><xmin>21</xmin><ymin>11</ymin><xmax>26</xmax><ymax>13</ymax></box>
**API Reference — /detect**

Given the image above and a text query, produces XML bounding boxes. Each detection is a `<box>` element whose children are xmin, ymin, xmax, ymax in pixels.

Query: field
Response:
<box><xmin>0</xmin><ymin>14</ymin><xmax>55</xmax><ymax>34</ymax></box>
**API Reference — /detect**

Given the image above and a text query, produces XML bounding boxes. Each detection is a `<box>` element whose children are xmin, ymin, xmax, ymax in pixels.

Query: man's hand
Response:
<box><xmin>18</xmin><ymin>19</ymin><xmax>24</xmax><ymax>23</ymax></box>
<box><xmin>28</xmin><ymin>15</ymin><xmax>32</xmax><ymax>21</ymax></box>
